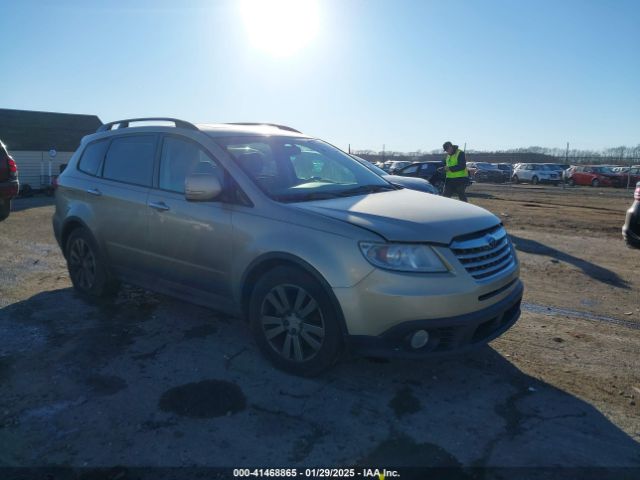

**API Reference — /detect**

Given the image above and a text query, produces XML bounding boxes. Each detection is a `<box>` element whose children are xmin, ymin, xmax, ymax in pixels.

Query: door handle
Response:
<box><xmin>86</xmin><ymin>188</ymin><xmax>102</xmax><ymax>196</ymax></box>
<box><xmin>148</xmin><ymin>201</ymin><xmax>170</xmax><ymax>211</ymax></box>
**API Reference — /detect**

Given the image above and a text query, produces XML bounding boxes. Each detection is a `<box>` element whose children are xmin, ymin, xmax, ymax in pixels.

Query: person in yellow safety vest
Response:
<box><xmin>442</xmin><ymin>141</ymin><xmax>469</xmax><ymax>202</ymax></box>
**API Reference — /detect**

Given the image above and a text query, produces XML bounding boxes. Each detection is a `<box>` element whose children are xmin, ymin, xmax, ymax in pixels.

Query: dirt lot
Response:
<box><xmin>0</xmin><ymin>185</ymin><xmax>639</xmax><ymax>473</ymax></box>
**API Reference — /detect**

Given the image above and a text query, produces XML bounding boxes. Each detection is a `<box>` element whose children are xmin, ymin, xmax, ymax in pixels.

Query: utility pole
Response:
<box><xmin>348</xmin><ymin>143</ymin><xmax>351</xmax><ymax>154</ymax></box>
<box><xmin>382</xmin><ymin>144</ymin><xmax>386</xmax><ymax>163</ymax></box>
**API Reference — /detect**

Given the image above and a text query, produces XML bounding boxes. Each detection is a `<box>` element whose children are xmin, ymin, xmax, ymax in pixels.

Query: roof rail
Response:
<box><xmin>225</xmin><ymin>122</ymin><xmax>302</xmax><ymax>134</ymax></box>
<box><xmin>97</xmin><ymin>117</ymin><xmax>198</xmax><ymax>132</ymax></box>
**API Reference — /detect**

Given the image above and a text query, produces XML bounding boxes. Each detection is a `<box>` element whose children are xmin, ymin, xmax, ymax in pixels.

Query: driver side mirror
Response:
<box><xmin>185</xmin><ymin>174</ymin><xmax>222</xmax><ymax>201</ymax></box>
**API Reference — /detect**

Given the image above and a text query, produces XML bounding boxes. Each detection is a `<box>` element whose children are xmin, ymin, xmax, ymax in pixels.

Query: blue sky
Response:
<box><xmin>1</xmin><ymin>0</ymin><xmax>639</xmax><ymax>152</ymax></box>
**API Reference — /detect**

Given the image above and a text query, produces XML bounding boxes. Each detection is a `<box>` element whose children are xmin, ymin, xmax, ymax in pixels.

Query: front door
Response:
<box><xmin>146</xmin><ymin>135</ymin><xmax>233</xmax><ymax>302</ymax></box>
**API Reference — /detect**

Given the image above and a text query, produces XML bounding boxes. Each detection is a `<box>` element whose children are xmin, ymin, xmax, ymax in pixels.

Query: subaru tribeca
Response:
<box><xmin>53</xmin><ymin>118</ymin><xmax>523</xmax><ymax>376</ymax></box>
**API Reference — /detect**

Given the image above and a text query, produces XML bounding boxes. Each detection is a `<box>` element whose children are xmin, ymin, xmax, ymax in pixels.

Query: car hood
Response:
<box><xmin>290</xmin><ymin>189</ymin><xmax>499</xmax><ymax>244</ymax></box>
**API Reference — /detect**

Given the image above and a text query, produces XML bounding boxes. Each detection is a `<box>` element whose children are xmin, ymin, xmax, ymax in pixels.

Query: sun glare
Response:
<box><xmin>240</xmin><ymin>0</ymin><xmax>320</xmax><ymax>57</ymax></box>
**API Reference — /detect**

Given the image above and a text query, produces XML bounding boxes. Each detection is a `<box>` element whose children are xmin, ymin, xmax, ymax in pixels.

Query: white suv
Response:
<box><xmin>512</xmin><ymin>163</ymin><xmax>561</xmax><ymax>185</ymax></box>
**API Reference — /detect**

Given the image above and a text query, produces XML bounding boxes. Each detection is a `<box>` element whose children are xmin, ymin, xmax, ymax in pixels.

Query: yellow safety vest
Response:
<box><xmin>445</xmin><ymin>150</ymin><xmax>469</xmax><ymax>179</ymax></box>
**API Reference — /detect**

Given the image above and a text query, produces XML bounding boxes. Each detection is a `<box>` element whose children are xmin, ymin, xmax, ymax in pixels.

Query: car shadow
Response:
<box><xmin>510</xmin><ymin>235</ymin><xmax>630</xmax><ymax>289</ymax></box>
<box><xmin>1</xmin><ymin>288</ymin><xmax>639</xmax><ymax>470</ymax></box>
<box><xmin>11</xmin><ymin>195</ymin><xmax>54</xmax><ymax>212</ymax></box>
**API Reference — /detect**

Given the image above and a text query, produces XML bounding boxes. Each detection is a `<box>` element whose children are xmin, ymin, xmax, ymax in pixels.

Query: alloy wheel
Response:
<box><xmin>260</xmin><ymin>284</ymin><xmax>325</xmax><ymax>362</ymax></box>
<box><xmin>68</xmin><ymin>238</ymin><xmax>97</xmax><ymax>290</ymax></box>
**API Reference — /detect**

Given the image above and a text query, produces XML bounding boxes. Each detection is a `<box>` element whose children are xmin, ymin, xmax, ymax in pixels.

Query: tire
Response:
<box><xmin>512</xmin><ymin>175</ymin><xmax>519</xmax><ymax>184</ymax></box>
<box><xmin>591</xmin><ymin>178</ymin><xmax>600</xmax><ymax>187</ymax></box>
<box><xmin>532</xmin><ymin>176</ymin><xmax>539</xmax><ymax>185</ymax></box>
<box><xmin>568</xmin><ymin>178</ymin><xmax>575</xmax><ymax>187</ymax></box>
<box><xmin>65</xmin><ymin>227</ymin><xmax>119</xmax><ymax>298</ymax></box>
<box><xmin>248</xmin><ymin>266</ymin><xmax>343</xmax><ymax>376</ymax></box>
<box><xmin>0</xmin><ymin>199</ymin><xmax>10</xmax><ymax>221</ymax></box>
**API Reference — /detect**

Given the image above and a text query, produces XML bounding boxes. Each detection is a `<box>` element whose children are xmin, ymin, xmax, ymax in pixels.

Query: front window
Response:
<box><xmin>215</xmin><ymin>136</ymin><xmax>394</xmax><ymax>202</ymax></box>
<box><xmin>159</xmin><ymin>136</ymin><xmax>222</xmax><ymax>194</ymax></box>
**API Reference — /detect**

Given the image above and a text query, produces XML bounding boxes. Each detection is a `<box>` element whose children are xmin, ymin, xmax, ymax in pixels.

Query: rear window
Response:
<box><xmin>78</xmin><ymin>140</ymin><xmax>109</xmax><ymax>176</ymax></box>
<box><xmin>103</xmin><ymin>135</ymin><xmax>156</xmax><ymax>187</ymax></box>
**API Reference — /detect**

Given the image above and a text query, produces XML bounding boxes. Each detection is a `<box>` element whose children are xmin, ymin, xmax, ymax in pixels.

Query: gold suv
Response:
<box><xmin>53</xmin><ymin>118</ymin><xmax>523</xmax><ymax>376</ymax></box>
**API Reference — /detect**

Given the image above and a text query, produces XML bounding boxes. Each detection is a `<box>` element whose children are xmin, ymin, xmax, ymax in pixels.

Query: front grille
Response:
<box><xmin>450</xmin><ymin>225</ymin><xmax>515</xmax><ymax>281</ymax></box>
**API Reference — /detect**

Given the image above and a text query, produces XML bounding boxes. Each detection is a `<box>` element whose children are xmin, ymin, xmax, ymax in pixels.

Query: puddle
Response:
<box><xmin>358</xmin><ymin>432</ymin><xmax>463</xmax><ymax>470</ymax></box>
<box><xmin>388</xmin><ymin>386</ymin><xmax>421</xmax><ymax>418</ymax></box>
<box><xmin>522</xmin><ymin>303</ymin><xmax>639</xmax><ymax>330</ymax></box>
<box><xmin>159</xmin><ymin>380</ymin><xmax>246</xmax><ymax>418</ymax></box>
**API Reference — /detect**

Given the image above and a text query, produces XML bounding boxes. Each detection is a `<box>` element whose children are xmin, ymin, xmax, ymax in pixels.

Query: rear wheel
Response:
<box><xmin>532</xmin><ymin>176</ymin><xmax>539</xmax><ymax>185</ymax></box>
<box><xmin>0</xmin><ymin>199</ymin><xmax>10</xmax><ymax>221</ymax></box>
<box><xmin>591</xmin><ymin>178</ymin><xmax>600</xmax><ymax>187</ymax></box>
<box><xmin>249</xmin><ymin>266</ymin><xmax>343</xmax><ymax>376</ymax></box>
<box><xmin>512</xmin><ymin>175</ymin><xmax>519</xmax><ymax>184</ymax></box>
<box><xmin>568</xmin><ymin>178</ymin><xmax>575</xmax><ymax>186</ymax></box>
<box><xmin>66</xmin><ymin>228</ymin><xmax>119</xmax><ymax>298</ymax></box>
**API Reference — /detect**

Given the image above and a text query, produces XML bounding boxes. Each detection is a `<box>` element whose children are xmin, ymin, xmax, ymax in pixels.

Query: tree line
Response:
<box><xmin>353</xmin><ymin>144</ymin><xmax>640</xmax><ymax>165</ymax></box>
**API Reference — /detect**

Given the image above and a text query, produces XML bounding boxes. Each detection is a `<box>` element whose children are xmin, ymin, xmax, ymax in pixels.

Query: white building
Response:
<box><xmin>0</xmin><ymin>109</ymin><xmax>102</xmax><ymax>192</ymax></box>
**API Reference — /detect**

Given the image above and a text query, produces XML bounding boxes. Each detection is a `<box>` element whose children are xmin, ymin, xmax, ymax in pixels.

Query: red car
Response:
<box><xmin>0</xmin><ymin>141</ymin><xmax>19</xmax><ymax>221</ymax></box>
<box><xmin>565</xmin><ymin>165</ymin><xmax>624</xmax><ymax>187</ymax></box>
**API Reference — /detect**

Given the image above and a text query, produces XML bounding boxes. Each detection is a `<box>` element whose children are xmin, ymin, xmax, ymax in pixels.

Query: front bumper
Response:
<box><xmin>347</xmin><ymin>280</ymin><xmax>523</xmax><ymax>358</ymax></box>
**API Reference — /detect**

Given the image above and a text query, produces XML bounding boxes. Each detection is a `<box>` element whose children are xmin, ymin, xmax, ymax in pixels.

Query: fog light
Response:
<box><xmin>410</xmin><ymin>330</ymin><xmax>430</xmax><ymax>349</ymax></box>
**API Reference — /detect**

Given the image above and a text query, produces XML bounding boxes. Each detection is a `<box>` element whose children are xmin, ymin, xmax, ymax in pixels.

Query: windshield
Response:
<box><xmin>216</xmin><ymin>136</ymin><xmax>394</xmax><ymax>202</ymax></box>
<box><xmin>353</xmin><ymin>156</ymin><xmax>388</xmax><ymax>176</ymax></box>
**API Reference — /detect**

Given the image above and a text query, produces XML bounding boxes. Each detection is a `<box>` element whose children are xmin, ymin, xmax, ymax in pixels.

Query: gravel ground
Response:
<box><xmin>0</xmin><ymin>186</ymin><xmax>639</xmax><ymax>473</ymax></box>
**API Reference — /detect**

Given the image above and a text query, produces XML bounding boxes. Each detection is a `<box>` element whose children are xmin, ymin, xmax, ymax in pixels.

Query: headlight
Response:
<box><xmin>359</xmin><ymin>242</ymin><xmax>448</xmax><ymax>273</ymax></box>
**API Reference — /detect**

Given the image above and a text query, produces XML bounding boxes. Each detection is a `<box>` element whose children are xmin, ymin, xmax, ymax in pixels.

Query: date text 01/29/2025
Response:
<box><xmin>232</xmin><ymin>468</ymin><xmax>400</xmax><ymax>478</ymax></box>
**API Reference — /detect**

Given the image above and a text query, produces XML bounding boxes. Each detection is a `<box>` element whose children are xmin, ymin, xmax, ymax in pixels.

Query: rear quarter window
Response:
<box><xmin>78</xmin><ymin>140</ymin><xmax>109</xmax><ymax>176</ymax></box>
<box><xmin>102</xmin><ymin>135</ymin><xmax>156</xmax><ymax>187</ymax></box>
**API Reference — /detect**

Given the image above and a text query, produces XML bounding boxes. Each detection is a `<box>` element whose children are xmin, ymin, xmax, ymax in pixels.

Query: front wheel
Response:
<box><xmin>532</xmin><ymin>176</ymin><xmax>539</xmax><ymax>185</ymax></box>
<box><xmin>512</xmin><ymin>175</ymin><xmax>519</xmax><ymax>184</ymax></box>
<box><xmin>65</xmin><ymin>228</ymin><xmax>119</xmax><ymax>298</ymax></box>
<box><xmin>249</xmin><ymin>266</ymin><xmax>343</xmax><ymax>376</ymax></box>
<box><xmin>567</xmin><ymin>178</ymin><xmax>575</xmax><ymax>186</ymax></box>
<box><xmin>591</xmin><ymin>178</ymin><xmax>600</xmax><ymax>187</ymax></box>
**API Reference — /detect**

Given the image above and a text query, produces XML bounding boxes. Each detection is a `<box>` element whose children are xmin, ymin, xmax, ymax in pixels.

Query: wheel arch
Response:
<box><xmin>60</xmin><ymin>217</ymin><xmax>92</xmax><ymax>257</ymax></box>
<box><xmin>239</xmin><ymin>253</ymin><xmax>349</xmax><ymax>337</ymax></box>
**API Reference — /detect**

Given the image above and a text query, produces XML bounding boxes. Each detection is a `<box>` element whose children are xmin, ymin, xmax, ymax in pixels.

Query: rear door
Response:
<box><xmin>145</xmin><ymin>134</ymin><xmax>233</xmax><ymax>300</ymax></box>
<box><xmin>95</xmin><ymin>134</ymin><xmax>157</xmax><ymax>273</ymax></box>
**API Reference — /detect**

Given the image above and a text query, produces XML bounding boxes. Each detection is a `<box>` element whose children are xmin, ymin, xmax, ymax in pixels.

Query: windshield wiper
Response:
<box><xmin>336</xmin><ymin>184</ymin><xmax>397</xmax><ymax>197</ymax></box>
<box><xmin>273</xmin><ymin>191</ymin><xmax>343</xmax><ymax>202</ymax></box>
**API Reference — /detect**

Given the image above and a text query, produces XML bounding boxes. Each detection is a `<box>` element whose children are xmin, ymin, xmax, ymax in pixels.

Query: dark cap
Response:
<box><xmin>443</xmin><ymin>141</ymin><xmax>453</xmax><ymax>150</ymax></box>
